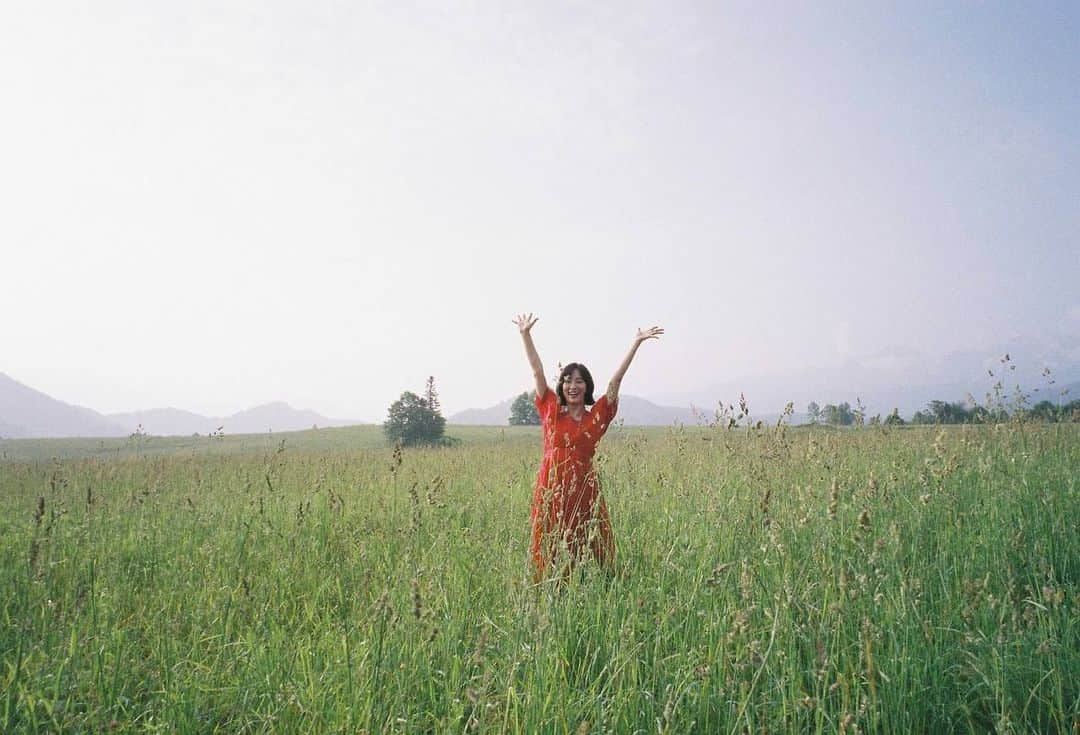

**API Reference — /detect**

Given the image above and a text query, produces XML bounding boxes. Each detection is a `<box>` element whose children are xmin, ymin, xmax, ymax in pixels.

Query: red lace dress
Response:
<box><xmin>530</xmin><ymin>389</ymin><xmax>617</xmax><ymax>577</ymax></box>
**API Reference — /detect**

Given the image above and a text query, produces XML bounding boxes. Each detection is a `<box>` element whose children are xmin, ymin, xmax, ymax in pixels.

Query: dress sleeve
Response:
<box><xmin>589</xmin><ymin>394</ymin><xmax>618</xmax><ymax>437</ymax></box>
<box><xmin>534</xmin><ymin>389</ymin><xmax>557</xmax><ymax>424</ymax></box>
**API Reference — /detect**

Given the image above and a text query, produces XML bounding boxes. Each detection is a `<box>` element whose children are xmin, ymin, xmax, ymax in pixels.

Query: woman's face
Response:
<box><xmin>562</xmin><ymin>370</ymin><xmax>587</xmax><ymax>406</ymax></box>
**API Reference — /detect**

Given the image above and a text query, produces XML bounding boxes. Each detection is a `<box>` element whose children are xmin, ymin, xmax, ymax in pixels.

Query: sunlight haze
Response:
<box><xmin>2</xmin><ymin>2</ymin><xmax>1078</xmax><ymax>423</ymax></box>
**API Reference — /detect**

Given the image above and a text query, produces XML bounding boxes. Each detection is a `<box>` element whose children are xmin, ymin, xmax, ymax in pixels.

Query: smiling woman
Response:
<box><xmin>512</xmin><ymin>313</ymin><xmax>663</xmax><ymax>582</ymax></box>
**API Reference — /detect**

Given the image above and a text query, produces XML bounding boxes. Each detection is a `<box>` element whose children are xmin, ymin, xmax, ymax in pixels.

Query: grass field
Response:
<box><xmin>1</xmin><ymin>421</ymin><xmax>1077</xmax><ymax>733</ymax></box>
<box><xmin>0</xmin><ymin>424</ymin><xmax>526</xmax><ymax>463</ymax></box>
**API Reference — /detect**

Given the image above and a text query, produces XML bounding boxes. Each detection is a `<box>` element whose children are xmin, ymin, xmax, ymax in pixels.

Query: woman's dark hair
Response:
<box><xmin>556</xmin><ymin>363</ymin><xmax>595</xmax><ymax>406</ymax></box>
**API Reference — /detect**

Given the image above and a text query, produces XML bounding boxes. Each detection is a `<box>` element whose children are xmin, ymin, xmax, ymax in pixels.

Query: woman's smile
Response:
<box><xmin>563</xmin><ymin>372</ymin><xmax>587</xmax><ymax>404</ymax></box>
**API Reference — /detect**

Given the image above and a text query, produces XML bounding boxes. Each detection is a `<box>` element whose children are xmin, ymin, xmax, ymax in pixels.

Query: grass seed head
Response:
<box><xmin>411</xmin><ymin>578</ymin><xmax>423</xmax><ymax>619</ymax></box>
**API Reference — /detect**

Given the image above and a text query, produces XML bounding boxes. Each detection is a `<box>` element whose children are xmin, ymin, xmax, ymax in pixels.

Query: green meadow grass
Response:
<box><xmin>0</xmin><ymin>424</ymin><xmax>529</xmax><ymax>463</ymax></box>
<box><xmin>1</xmin><ymin>422</ymin><xmax>1077</xmax><ymax>733</ymax></box>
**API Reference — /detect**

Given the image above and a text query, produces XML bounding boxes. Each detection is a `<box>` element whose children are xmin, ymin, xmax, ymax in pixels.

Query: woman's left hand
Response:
<box><xmin>635</xmin><ymin>326</ymin><xmax>664</xmax><ymax>343</ymax></box>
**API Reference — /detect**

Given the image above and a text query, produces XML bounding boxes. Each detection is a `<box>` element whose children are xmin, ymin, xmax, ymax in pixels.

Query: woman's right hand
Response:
<box><xmin>514</xmin><ymin>313</ymin><xmax>548</xmax><ymax>397</ymax></box>
<box><xmin>513</xmin><ymin>313</ymin><xmax>538</xmax><ymax>335</ymax></box>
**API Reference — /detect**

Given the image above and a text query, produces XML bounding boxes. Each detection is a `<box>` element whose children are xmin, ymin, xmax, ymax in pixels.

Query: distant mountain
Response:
<box><xmin>448</xmin><ymin>393</ymin><xmax>698</xmax><ymax>426</ymax></box>
<box><xmin>449</xmin><ymin>397</ymin><xmax>516</xmax><ymax>426</ymax></box>
<box><xmin>0</xmin><ymin>371</ymin><xmax>363</xmax><ymax>439</ymax></box>
<box><xmin>656</xmin><ymin>337</ymin><xmax>1080</xmax><ymax>420</ymax></box>
<box><xmin>614</xmin><ymin>395</ymin><xmax>699</xmax><ymax>425</ymax></box>
<box><xmin>0</xmin><ymin>418</ymin><xmax>30</xmax><ymax>439</ymax></box>
<box><xmin>221</xmin><ymin>402</ymin><xmax>357</xmax><ymax>434</ymax></box>
<box><xmin>108</xmin><ymin>407</ymin><xmax>219</xmax><ymax>436</ymax></box>
<box><xmin>109</xmin><ymin>401</ymin><xmax>361</xmax><ymax>436</ymax></box>
<box><xmin>0</xmin><ymin>372</ymin><xmax>127</xmax><ymax>438</ymax></box>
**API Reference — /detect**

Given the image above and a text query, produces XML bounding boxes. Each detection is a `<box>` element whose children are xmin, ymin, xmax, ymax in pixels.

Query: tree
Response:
<box><xmin>926</xmin><ymin>400</ymin><xmax>971</xmax><ymax>424</ymax></box>
<box><xmin>424</xmin><ymin>375</ymin><xmax>441</xmax><ymax>414</ymax></box>
<box><xmin>910</xmin><ymin>400</ymin><xmax>981</xmax><ymax>424</ymax></box>
<box><xmin>384</xmin><ymin>383</ymin><xmax>447</xmax><ymax>447</ymax></box>
<box><xmin>822</xmin><ymin>402</ymin><xmax>854</xmax><ymax>426</ymax></box>
<box><xmin>1028</xmin><ymin>400</ymin><xmax>1059</xmax><ymax>422</ymax></box>
<box><xmin>806</xmin><ymin>401</ymin><xmax>821</xmax><ymax>425</ymax></box>
<box><xmin>853</xmin><ymin>398</ymin><xmax>866</xmax><ymax>428</ymax></box>
<box><xmin>883</xmin><ymin>408</ymin><xmax>905</xmax><ymax>426</ymax></box>
<box><xmin>508</xmin><ymin>391</ymin><xmax>540</xmax><ymax>425</ymax></box>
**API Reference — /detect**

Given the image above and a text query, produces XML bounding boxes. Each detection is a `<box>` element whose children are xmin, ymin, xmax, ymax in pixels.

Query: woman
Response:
<box><xmin>513</xmin><ymin>313</ymin><xmax>663</xmax><ymax>581</ymax></box>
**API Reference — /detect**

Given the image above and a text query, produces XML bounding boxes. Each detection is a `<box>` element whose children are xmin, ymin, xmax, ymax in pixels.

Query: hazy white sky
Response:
<box><xmin>2</xmin><ymin>2</ymin><xmax>1078</xmax><ymax>420</ymax></box>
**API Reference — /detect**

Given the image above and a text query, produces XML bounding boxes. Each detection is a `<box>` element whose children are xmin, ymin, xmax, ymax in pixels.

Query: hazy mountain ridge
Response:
<box><xmin>450</xmin><ymin>373</ymin><xmax>1080</xmax><ymax>429</ymax></box>
<box><xmin>5</xmin><ymin>333</ymin><xmax>1077</xmax><ymax>438</ymax></box>
<box><xmin>0</xmin><ymin>418</ymin><xmax>32</xmax><ymax>439</ymax></box>
<box><xmin>108</xmin><ymin>401</ymin><xmax>361</xmax><ymax>436</ymax></box>
<box><xmin>449</xmin><ymin>397</ymin><xmax>515</xmax><ymax>426</ymax></box>
<box><xmin>448</xmin><ymin>394</ymin><xmax>698</xmax><ymax>426</ymax></box>
<box><xmin>0</xmin><ymin>372</ymin><xmax>127</xmax><ymax>438</ymax></box>
<box><xmin>657</xmin><ymin>337</ymin><xmax>1080</xmax><ymax>418</ymax></box>
<box><xmin>216</xmin><ymin>402</ymin><xmax>359</xmax><ymax>434</ymax></box>
<box><xmin>108</xmin><ymin>407</ymin><xmax>216</xmax><ymax>436</ymax></box>
<box><xmin>1</xmin><ymin>372</ymin><xmax>362</xmax><ymax>438</ymax></box>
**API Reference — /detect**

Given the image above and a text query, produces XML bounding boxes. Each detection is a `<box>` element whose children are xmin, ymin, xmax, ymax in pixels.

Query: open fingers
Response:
<box><xmin>513</xmin><ymin>313</ymin><xmax>538</xmax><ymax>330</ymax></box>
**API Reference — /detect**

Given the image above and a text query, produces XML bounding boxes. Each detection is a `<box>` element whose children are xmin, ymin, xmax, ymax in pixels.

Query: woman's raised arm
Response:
<box><xmin>606</xmin><ymin>326</ymin><xmax>664</xmax><ymax>403</ymax></box>
<box><xmin>513</xmin><ymin>313</ymin><xmax>550</xmax><ymax>399</ymax></box>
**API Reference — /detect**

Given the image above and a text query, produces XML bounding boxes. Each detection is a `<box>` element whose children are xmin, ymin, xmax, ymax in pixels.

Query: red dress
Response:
<box><xmin>530</xmin><ymin>389</ymin><xmax>617</xmax><ymax>577</ymax></box>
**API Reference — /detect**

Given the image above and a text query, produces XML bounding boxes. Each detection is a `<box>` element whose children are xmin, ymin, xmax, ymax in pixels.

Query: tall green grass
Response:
<box><xmin>2</xmin><ymin>423</ymin><xmax>1077</xmax><ymax>733</ymax></box>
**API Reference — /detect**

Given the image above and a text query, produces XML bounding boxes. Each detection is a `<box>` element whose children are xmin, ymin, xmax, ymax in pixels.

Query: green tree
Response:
<box><xmin>806</xmin><ymin>401</ymin><xmax>821</xmax><ymax>425</ymax></box>
<box><xmin>822</xmin><ymin>402</ymin><xmax>854</xmax><ymax>426</ymax></box>
<box><xmin>883</xmin><ymin>408</ymin><xmax>905</xmax><ymax>426</ymax></box>
<box><xmin>924</xmin><ymin>400</ymin><xmax>976</xmax><ymax>424</ymax></box>
<box><xmin>853</xmin><ymin>398</ymin><xmax>866</xmax><ymax>428</ymax></box>
<box><xmin>1028</xmin><ymin>400</ymin><xmax>1058</xmax><ymax>422</ymax></box>
<box><xmin>508</xmin><ymin>391</ymin><xmax>540</xmax><ymax>425</ymax></box>
<box><xmin>424</xmin><ymin>375</ymin><xmax>441</xmax><ymax>414</ymax></box>
<box><xmin>384</xmin><ymin>384</ymin><xmax>447</xmax><ymax>447</ymax></box>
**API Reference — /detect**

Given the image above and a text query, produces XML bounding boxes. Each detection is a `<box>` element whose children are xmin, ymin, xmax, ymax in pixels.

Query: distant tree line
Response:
<box><xmin>1026</xmin><ymin>399</ymin><xmax>1080</xmax><ymax>422</ymax></box>
<box><xmin>909</xmin><ymin>398</ymin><xmax>1080</xmax><ymax>425</ymax></box>
<box><xmin>805</xmin><ymin>359</ymin><xmax>1079</xmax><ymax>426</ymax></box>
<box><xmin>806</xmin><ymin>401</ymin><xmax>865</xmax><ymax>426</ymax></box>
<box><xmin>806</xmin><ymin>397</ymin><xmax>1080</xmax><ymax>426</ymax></box>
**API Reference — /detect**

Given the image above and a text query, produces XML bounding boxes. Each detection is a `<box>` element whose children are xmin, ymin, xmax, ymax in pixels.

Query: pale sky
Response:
<box><xmin>2</xmin><ymin>2</ymin><xmax>1078</xmax><ymax>421</ymax></box>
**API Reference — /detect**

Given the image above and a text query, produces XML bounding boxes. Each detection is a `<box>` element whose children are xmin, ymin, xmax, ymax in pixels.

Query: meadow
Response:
<box><xmin>1</xmin><ymin>420</ymin><xmax>1077</xmax><ymax>733</ymax></box>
